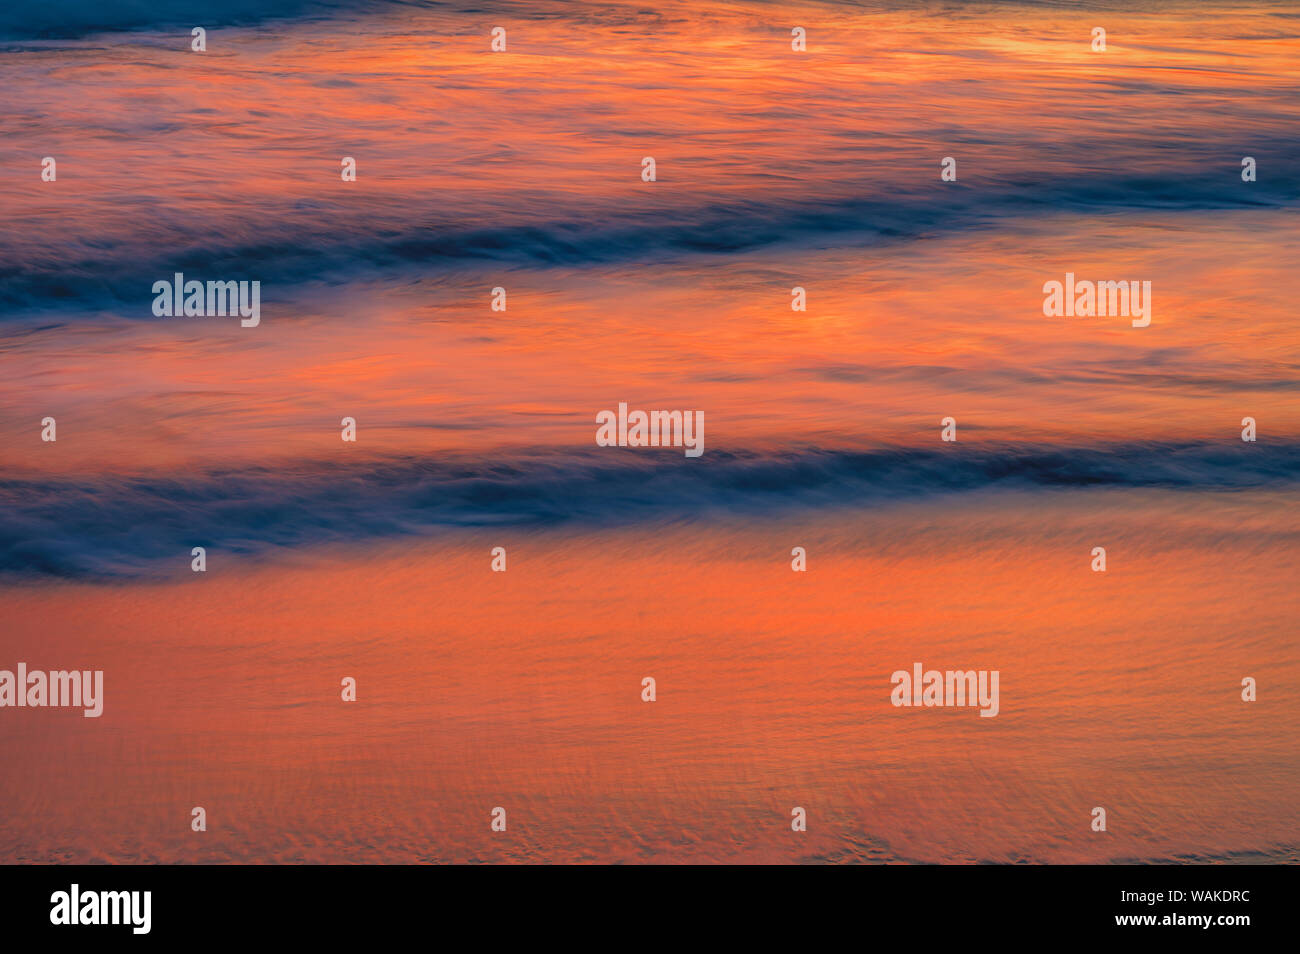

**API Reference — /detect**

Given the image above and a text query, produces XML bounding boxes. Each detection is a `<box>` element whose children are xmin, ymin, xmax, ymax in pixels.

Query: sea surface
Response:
<box><xmin>1</xmin><ymin>0</ymin><xmax>1297</xmax><ymax>863</ymax></box>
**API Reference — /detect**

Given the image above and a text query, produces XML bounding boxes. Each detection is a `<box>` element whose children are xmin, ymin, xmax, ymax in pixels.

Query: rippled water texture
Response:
<box><xmin>1</xmin><ymin>0</ymin><xmax>1297</xmax><ymax>862</ymax></box>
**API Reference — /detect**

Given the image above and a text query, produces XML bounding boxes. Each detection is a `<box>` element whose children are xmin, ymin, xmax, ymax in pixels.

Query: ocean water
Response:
<box><xmin>1</xmin><ymin>0</ymin><xmax>1297</xmax><ymax>863</ymax></box>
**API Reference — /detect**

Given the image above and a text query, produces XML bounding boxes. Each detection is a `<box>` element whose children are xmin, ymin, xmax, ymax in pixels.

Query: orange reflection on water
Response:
<box><xmin>2</xmin><ymin>491</ymin><xmax>1295</xmax><ymax>863</ymax></box>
